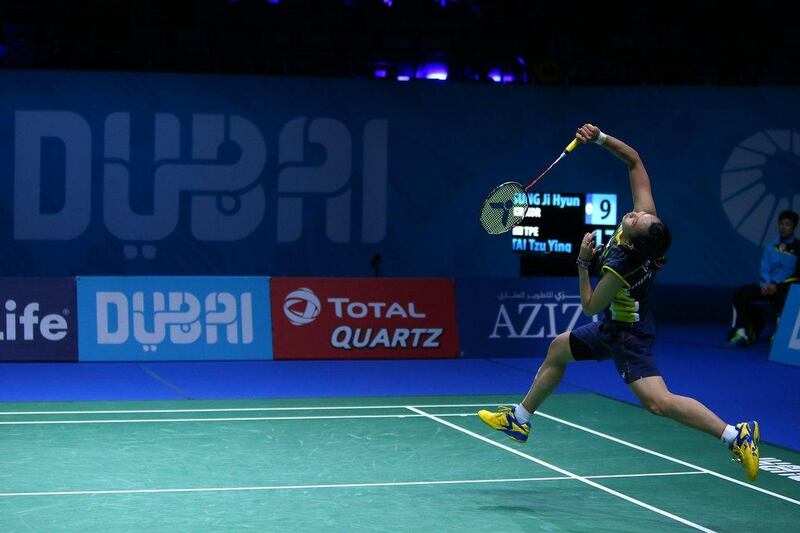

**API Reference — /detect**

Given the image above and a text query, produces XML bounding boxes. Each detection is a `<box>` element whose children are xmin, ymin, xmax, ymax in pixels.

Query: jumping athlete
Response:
<box><xmin>478</xmin><ymin>123</ymin><xmax>760</xmax><ymax>481</ymax></box>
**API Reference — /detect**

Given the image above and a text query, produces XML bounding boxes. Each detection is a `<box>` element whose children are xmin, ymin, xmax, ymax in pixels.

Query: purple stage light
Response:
<box><xmin>417</xmin><ymin>62</ymin><xmax>448</xmax><ymax>81</ymax></box>
<box><xmin>374</xmin><ymin>69</ymin><xmax>387</xmax><ymax>78</ymax></box>
<box><xmin>488</xmin><ymin>68</ymin><xmax>502</xmax><ymax>82</ymax></box>
<box><xmin>397</xmin><ymin>75</ymin><xmax>411</xmax><ymax>81</ymax></box>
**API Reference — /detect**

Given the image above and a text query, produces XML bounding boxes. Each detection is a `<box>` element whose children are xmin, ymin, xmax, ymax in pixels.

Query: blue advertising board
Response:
<box><xmin>0</xmin><ymin>278</ymin><xmax>78</xmax><ymax>361</ymax></box>
<box><xmin>77</xmin><ymin>276</ymin><xmax>272</xmax><ymax>361</ymax></box>
<box><xmin>769</xmin><ymin>285</ymin><xmax>800</xmax><ymax>367</ymax></box>
<box><xmin>456</xmin><ymin>277</ymin><xmax>597</xmax><ymax>358</ymax></box>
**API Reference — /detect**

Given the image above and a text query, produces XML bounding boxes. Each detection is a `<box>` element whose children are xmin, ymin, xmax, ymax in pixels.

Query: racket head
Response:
<box><xmin>479</xmin><ymin>181</ymin><xmax>528</xmax><ymax>234</ymax></box>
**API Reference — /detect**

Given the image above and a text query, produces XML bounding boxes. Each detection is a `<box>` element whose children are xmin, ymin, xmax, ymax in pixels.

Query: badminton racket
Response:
<box><xmin>479</xmin><ymin>138</ymin><xmax>580</xmax><ymax>235</ymax></box>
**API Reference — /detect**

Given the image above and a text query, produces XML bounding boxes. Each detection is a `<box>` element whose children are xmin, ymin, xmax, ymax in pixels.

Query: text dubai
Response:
<box><xmin>96</xmin><ymin>291</ymin><xmax>253</xmax><ymax>350</ymax></box>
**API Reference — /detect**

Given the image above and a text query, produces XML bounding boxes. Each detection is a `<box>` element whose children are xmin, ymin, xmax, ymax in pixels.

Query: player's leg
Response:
<box><xmin>520</xmin><ymin>331</ymin><xmax>575</xmax><ymax>412</ymax></box>
<box><xmin>628</xmin><ymin>375</ymin><xmax>725</xmax><ymax>436</ymax></box>
<box><xmin>477</xmin><ymin>321</ymin><xmax>611</xmax><ymax>443</ymax></box>
<box><xmin>628</xmin><ymin>375</ymin><xmax>760</xmax><ymax>480</ymax></box>
<box><xmin>476</xmin><ymin>331</ymin><xmax>575</xmax><ymax>443</ymax></box>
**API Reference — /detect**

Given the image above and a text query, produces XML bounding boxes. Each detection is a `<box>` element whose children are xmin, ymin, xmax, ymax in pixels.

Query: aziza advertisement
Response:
<box><xmin>456</xmin><ymin>277</ymin><xmax>598</xmax><ymax>358</ymax></box>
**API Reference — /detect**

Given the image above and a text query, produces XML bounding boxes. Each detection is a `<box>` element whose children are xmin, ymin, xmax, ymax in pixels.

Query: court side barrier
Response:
<box><xmin>271</xmin><ymin>277</ymin><xmax>459</xmax><ymax>360</ymax></box>
<box><xmin>769</xmin><ymin>284</ymin><xmax>800</xmax><ymax>367</ymax></box>
<box><xmin>0</xmin><ymin>278</ymin><xmax>78</xmax><ymax>362</ymax></box>
<box><xmin>0</xmin><ymin>276</ymin><xmax>754</xmax><ymax>362</ymax></box>
<box><xmin>455</xmin><ymin>277</ymin><xmax>597</xmax><ymax>358</ymax></box>
<box><xmin>4</xmin><ymin>276</ymin><xmax>460</xmax><ymax>362</ymax></box>
<box><xmin>76</xmin><ymin>276</ymin><xmax>272</xmax><ymax>362</ymax></box>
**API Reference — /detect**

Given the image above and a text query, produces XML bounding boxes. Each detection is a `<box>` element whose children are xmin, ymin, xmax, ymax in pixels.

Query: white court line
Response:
<box><xmin>407</xmin><ymin>406</ymin><xmax>715</xmax><ymax>533</ymax></box>
<box><xmin>0</xmin><ymin>403</ymin><xmax>488</xmax><ymax>416</ymax></box>
<box><xmin>0</xmin><ymin>413</ymin><xmax>476</xmax><ymax>426</ymax></box>
<box><xmin>4</xmin><ymin>401</ymin><xmax>799</xmax><ymax>507</ymax></box>
<box><xmin>0</xmin><ymin>471</ymin><xmax>704</xmax><ymax>498</ymax></box>
<box><xmin>532</xmin><ymin>410</ymin><xmax>800</xmax><ymax>507</ymax></box>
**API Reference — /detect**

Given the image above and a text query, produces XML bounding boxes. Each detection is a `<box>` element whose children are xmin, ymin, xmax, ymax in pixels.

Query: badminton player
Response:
<box><xmin>478</xmin><ymin>124</ymin><xmax>760</xmax><ymax>481</ymax></box>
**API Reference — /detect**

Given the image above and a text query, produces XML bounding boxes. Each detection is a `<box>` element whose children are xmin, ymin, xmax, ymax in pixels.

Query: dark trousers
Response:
<box><xmin>732</xmin><ymin>283</ymin><xmax>792</xmax><ymax>331</ymax></box>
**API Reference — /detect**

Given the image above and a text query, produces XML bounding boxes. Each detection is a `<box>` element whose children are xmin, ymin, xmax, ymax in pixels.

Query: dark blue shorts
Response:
<box><xmin>568</xmin><ymin>319</ymin><xmax>660</xmax><ymax>384</ymax></box>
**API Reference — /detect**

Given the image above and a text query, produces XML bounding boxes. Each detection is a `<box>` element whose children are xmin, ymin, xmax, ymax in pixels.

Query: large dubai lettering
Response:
<box><xmin>14</xmin><ymin>111</ymin><xmax>388</xmax><ymax>259</ymax></box>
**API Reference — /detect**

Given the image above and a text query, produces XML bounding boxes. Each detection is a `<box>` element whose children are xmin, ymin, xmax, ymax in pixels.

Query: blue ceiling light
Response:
<box><xmin>417</xmin><ymin>62</ymin><xmax>448</xmax><ymax>81</ymax></box>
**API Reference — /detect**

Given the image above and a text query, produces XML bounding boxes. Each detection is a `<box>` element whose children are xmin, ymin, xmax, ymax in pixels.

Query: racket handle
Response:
<box><xmin>564</xmin><ymin>138</ymin><xmax>579</xmax><ymax>153</ymax></box>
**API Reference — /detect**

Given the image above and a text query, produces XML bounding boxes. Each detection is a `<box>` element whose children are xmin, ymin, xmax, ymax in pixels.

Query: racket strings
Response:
<box><xmin>480</xmin><ymin>139</ymin><xmax>577</xmax><ymax>235</ymax></box>
<box><xmin>479</xmin><ymin>182</ymin><xmax>526</xmax><ymax>234</ymax></box>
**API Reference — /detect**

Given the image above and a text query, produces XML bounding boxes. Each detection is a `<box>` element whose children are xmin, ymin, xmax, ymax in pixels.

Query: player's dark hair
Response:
<box><xmin>779</xmin><ymin>210</ymin><xmax>799</xmax><ymax>227</ymax></box>
<box><xmin>630</xmin><ymin>219</ymin><xmax>671</xmax><ymax>262</ymax></box>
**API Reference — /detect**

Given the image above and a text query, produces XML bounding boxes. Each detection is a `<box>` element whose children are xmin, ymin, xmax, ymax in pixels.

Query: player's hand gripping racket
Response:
<box><xmin>479</xmin><ymin>137</ymin><xmax>580</xmax><ymax>234</ymax></box>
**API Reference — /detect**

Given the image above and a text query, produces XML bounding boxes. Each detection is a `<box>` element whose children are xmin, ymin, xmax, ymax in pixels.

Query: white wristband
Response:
<box><xmin>593</xmin><ymin>131</ymin><xmax>608</xmax><ymax>145</ymax></box>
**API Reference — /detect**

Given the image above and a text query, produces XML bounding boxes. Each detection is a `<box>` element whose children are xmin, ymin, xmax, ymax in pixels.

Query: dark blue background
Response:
<box><xmin>1</xmin><ymin>71</ymin><xmax>797</xmax><ymax>291</ymax></box>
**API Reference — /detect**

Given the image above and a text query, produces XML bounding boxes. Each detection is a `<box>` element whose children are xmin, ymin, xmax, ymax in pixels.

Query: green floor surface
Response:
<box><xmin>0</xmin><ymin>393</ymin><xmax>797</xmax><ymax>532</ymax></box>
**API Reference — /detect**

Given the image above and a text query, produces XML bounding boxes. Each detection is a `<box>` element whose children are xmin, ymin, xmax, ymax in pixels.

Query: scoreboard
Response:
<box><xmin>511</xmin><ymin>192</ymin><xmax>619</xmax><ymax>255</ymax></box>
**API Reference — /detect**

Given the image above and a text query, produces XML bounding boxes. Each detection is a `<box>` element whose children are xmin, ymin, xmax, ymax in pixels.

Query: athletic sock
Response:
<box><xmin>721</xmin><ymin>424</ymin><xmax>738</xmax><ymax>446</ymax></box>
<box><xmin>514</xmin><ymin>404</ymin><xmax>531</xmax><ymax>424</ymax></box>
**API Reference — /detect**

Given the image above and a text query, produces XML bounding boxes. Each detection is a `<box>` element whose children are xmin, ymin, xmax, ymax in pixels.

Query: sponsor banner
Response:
<box><xmin>271</xmin><ymin>278</ymin><xmax>459</xmax><ymax>359</ymax></box>
<box><xmin>456</xmin><ymin>277</ymin><xmax>597</xmax><ymax>358</ymax></box>
<box><xmin>77</xmin><ymin>277</ymin><xmax>272</xmax><ymax>361</ymax></box>
<box><xmin>0</xmin><ymin>278</ymin><xmax>78</xmax><ymax>362</ymax></box>
<box><xmin>769</xmin><ymin>284</ymin><xmax>800</xmax><ymax>367</ymax></box>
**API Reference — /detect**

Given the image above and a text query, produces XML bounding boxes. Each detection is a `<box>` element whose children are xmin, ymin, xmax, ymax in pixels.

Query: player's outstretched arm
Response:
<box><xmin>575</xmin><ymin>123</ymin><xmax>657</xmax><ymax>216</ymax></box>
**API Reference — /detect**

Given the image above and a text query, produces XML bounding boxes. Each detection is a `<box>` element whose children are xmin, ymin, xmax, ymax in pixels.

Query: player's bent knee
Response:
<box><xmin>545</xmin><ymin>333</ymin><xmax>573</xmax><ymax>366</ymax></box>
<box><xmin>642</xmin><ymin>395</ymin><xmax>670</xmax><ymax>417</ymax></box>
<box><xmin>644</xmin><ymin>401</ymin><xmax>664</xmax><ymax>416</ymax></box>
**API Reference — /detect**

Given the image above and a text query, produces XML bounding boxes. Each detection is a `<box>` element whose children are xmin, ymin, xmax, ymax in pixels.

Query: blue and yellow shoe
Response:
<box><xmin>729</xmin><ymin>421</ymin><xmax>760</xmax><ymax>481</ymax></box>
<box><xmin>477</xmin><ymin>405</ymin><xmax>530</xmax><ymax>443</ymax></box>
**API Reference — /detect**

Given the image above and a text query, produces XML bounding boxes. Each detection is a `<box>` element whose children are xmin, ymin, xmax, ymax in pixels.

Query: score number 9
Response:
<box><xmin>584</xmin><ymin>193</ymin><xmax>617</xmax><ymax>226</ymax></box>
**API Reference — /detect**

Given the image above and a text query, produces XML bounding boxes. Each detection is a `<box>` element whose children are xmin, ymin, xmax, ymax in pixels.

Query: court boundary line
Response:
<box><xmin>0</xmin><ymin>471</ymin><xmax>704</xmax><ymax>499</ymax></box>
<box><xmin>3</xmin><ymin>400</ymin><xmax>798</xmax><ymax>506</ymax></box>
<box><xmin>407</xmin><ymin>406</ymin><xmax>715</xmax><ymax>533</ymax></box>
<box><xmin>0</xmin><ymin>413</ymin><xmax>476</xmax><ymax>425</ymax></box>
<box><xmin>531</xmin><ymin>410</ymin><xmax>800</xmax><ymax>507</ymax></box>
<box><xmin>0</xmin><ymin>404</ymin><xmax>498</xmax><ymax>416</ymax></box>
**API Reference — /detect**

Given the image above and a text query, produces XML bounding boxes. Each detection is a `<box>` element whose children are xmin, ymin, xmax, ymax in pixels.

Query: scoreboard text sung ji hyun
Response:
<box><xmin>511</xmin><ymin>192</ymin><xmax>618</xmax><ymax>254</ymax></box>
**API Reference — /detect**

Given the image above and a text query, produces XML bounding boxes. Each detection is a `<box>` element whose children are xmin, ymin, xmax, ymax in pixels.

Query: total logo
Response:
<box><xmin>282</xmin><ymin>287</ymin><xmax>441</xmax><ymax>350</ymax></box>
<box><xmin>0</xmin><ymin>300</ymin><xmax>69</xmax><ymax>342</ymax></box>
<box><xmin>283</xmin><ymin>288</ymin><xmax>322</xmax><ymax>326</ymax></box>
